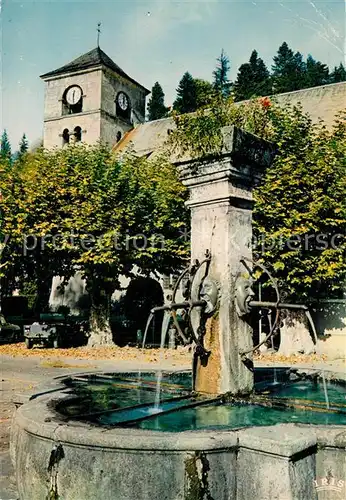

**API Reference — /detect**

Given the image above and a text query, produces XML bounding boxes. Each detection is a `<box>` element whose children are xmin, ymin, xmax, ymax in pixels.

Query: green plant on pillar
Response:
<box><xmin>168</xmin><ymin>96</ymin><xmax>273</xmax><ymax>160</ymax></box>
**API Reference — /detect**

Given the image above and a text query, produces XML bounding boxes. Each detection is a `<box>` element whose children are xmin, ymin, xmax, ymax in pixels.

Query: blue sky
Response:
<box><xmin>1</xmin><ymin>0</ymin><xmax>345</xmax><ymax>148</ymax></box>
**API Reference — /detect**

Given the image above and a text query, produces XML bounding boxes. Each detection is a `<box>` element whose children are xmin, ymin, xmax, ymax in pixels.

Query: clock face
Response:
<box><xmin>66</xmin><ymin>86</ymin><xmax>82</xmax><ymax>105</ymax></box>
<box><xmin>117</xmin><ymin>92</ymin><xmax>129</xmax><ymax>111</ymax></box>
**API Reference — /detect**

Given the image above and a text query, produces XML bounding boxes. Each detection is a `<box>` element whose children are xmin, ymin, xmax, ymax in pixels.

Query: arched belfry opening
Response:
<box><xmin>74</xmin><ymin>126</ymin><xmax>82</xmax><ymax>142</ymax></box>
<box><xmin>62</xmin><ymin>128</ymin><xmax>70</xmax><ymax>146</ymax></box>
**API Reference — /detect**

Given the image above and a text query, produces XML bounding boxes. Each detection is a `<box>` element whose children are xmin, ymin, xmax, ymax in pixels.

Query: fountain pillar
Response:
<box><xmin>177</xmin><ymin>126</ymin><xmax>276</xmax><ymax>395</ymax></box>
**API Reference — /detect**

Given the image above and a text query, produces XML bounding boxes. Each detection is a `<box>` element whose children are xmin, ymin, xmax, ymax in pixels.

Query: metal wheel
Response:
<box><xmin>238</xmin><ymin>257</ymin><xmax>281</xmax><ymax>357</ymax></box>
<box><xmin>25</xmin><ymin>338</ymin><xmax>33</xmax><ymax>349</ymax></box>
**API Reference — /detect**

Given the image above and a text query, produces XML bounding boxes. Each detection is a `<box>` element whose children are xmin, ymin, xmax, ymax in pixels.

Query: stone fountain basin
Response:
<box><xmin>11</xmin><ymin>368</ymin><xmax>346</xmax><ymax>500</ymax></box>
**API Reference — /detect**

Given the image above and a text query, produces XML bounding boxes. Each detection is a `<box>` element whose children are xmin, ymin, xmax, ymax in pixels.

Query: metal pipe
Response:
<box><xmin>248</xmin><ymin>301</ymin><xmax>308</xmax><ymax>311</ymax></box>
<box><xmin>151</xmin><ymin>300</ymin><xmax>206</xmax><ymax>313</ymax></box>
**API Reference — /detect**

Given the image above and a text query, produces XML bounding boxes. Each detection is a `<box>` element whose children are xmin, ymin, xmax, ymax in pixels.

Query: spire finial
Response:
<box><xmin>97</xmin><ymin>22</ymin><xmax>101</xmax><ymax>47</ymax></box>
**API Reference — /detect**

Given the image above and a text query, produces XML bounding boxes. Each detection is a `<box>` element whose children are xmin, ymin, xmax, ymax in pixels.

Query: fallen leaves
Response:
<box><xmin>0</xmin><ymin>342</ymin><xmax>192</xmax><ymax>366</ymax></box>
<box><xmin>1</xmin><ymin>343</ymin><xmax>340</xmax><ymax>368</ymax></box>
<box><xmin>40</xmin><ymin>360</ymin><xmax>95</xmax><ymax>369</ymax></box>
<box><xmin>254</xmin><ymin>351</ymin><xmax>333</xmax><ymax>365</ymax></box>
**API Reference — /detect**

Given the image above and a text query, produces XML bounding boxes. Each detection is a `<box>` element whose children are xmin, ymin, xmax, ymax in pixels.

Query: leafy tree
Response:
<box><xmin>233</xmin><ymin>50</ymin><xmax>272</xmax><ymax>101</ymax></box>
<box><xmin>213</xmin><ymin>49</ymin><xmax>231</xmax><ymax>98</ymax></box>
<box><xmin>0</xmin><ymin>130</ymin><xmax>11</xmax><ymax>161</ymax></box>
<box><xmin>173</xmin><ymin>72</ymin><xmax>197</xmax><ymax>114</ymax></box>
<box><xmin>272</xmin><ymin>42</ymin><xmax>306</xmax><ymax>93</ymax></box>
<box><xmin>0</xmin><ymin>145</ymin><xmax>189</xmax><ymax>345</ymax></box>
<box><xmin>169</xmin><ymin>97</ymin><xmax>346</xmax><ymax>301</ymax></box>
<box><xmin>0</xmin><ymin>150</ymin><xmax>74</xmax><ymax>309</ymax></box>
<box><xmin>254</xmin><ymin>107</ymin><xmax>346</xmax><ymax>301</ymax></box>
<box><xmin>147</xmin><ymin>82</ymin><xmax>169</xmax><ymax>121</ymax></box>
<box><xmin>329</xmin><ymin>62</ymin><xmax>346</xmax><ymax>83</ymax></box>
<box><xmin>195</xmin><ymin>79</ymin><xmax>216</xmax><ymax>108</ymax></box>
<box><xmin>304</xmin><ymin>55</ymin><xmax>329</xmax><ymax>88</ymax></box>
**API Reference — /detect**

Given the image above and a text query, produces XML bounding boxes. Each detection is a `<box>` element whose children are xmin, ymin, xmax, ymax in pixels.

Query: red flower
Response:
<box><xmin>260</xmin><ymin>97</ymin><xmax>271</xmax><ymax>109</ymax></box>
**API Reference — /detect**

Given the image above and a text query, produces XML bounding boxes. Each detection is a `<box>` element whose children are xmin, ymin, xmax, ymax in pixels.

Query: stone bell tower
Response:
<box><xmin>40</xmin><ymin>47</ymin><xmax>150</xmax><ymax>149</ymax></box>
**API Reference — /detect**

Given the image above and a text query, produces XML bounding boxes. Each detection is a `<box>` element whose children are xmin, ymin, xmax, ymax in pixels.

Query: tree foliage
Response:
<box><xmin>0</xmin><ymin>130</ymin><xmax>11</xmax><ymax>161</ymax></box>
<box><xmin>233</xmin><ymin>49</ymin><xmax>272</xmax><ymax>101</ymax></box>
<box><xmin>254</xmin><ymin>108</ymin><xmax>346</xmax><ymax>300</ymax></box>
<box><xmin>272</xmin><ymin>42</ymin><xmax>306</xmax><ymax>93</ymax></box>
<box><xmin>330</xmin><ymin>63</ymin><xmax>346</xmax><ymax>83</ymax></box>
<box><xmin>168</xmin><ymin>42</ymin><xmax>342</xmax><ymax>119</ymax></box>
<box><xmin>169</xmin><ymin>96</ymin><xmax>346</xmax><ymax>301</ymax></box>
<box><xmin>147</xmin><ymin>82</ymin><xmax>169</xmax><ymax>121</ymax></box>
<box><xmin>169</xmin><ymin>95</ymin><xmax>273</xmax><ymax>160</ymax></box>
<box><xmin>173</xmin><ymin>72</ymin><xmax>198</xmax><ymax>114</ymax></box>
<box><xmin>0</xmin><ymin>145</ymin><xmax>189</xmax><ymax>344</ymax></box>
<box><xmin>19</xmin><ymin>133</ymin><xmax>29</xmax><ymax>157</ymax></box>
<box><xmin>304</xmin><ymin>55</ymin><xmax>329</xmax><ymax>88</ymax></box>
<box><xmin>195</xmin><ymin>78</ymin><xmax>216</xmax><ymax>108</ymax></box>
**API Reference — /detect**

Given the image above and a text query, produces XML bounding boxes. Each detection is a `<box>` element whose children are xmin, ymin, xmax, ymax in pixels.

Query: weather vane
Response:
<box><xmin>97</xmin><ymin>22</ymin><xmax>101</xmax><ymax>47</ymax></box>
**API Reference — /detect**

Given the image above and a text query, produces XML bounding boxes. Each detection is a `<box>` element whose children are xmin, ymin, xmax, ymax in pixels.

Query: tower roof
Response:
<box><xmin>40</xmin><ymin>47</ymin><xmax>150</xmax><ymax>94</ymax></box>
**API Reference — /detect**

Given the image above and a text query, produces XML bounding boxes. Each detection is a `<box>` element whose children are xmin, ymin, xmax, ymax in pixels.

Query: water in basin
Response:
<box><xmin>57</xmin><ymin>370</ymin><xmax>346</xmax><ymax>431</ymax></box>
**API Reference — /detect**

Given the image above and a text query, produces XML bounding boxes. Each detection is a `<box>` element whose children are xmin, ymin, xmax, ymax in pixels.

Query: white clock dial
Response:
<box><xmin>66</xmin><ymin>86</ymin><xmax>82</xmax><ymax>105</ymax></box>
<box><xmin>118</xmin><ymin>92</ymin><xmax>129</xmax><ymax>111</ymax></box>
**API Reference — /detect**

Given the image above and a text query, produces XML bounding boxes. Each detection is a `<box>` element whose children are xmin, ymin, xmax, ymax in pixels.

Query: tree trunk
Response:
<box><xmin>87</xmin><ymin>284</ymin><xmax>114</xmax><ymax>347</ymax></box>
<box><xmin>279</xmin><ymin>309</ymin><xmax>315</xmax><ymax>355</ymax></box>
<box><xmin>34</xmin><ymin>276</ymin><xmax>51</xmax><ymax>315</ymax></box>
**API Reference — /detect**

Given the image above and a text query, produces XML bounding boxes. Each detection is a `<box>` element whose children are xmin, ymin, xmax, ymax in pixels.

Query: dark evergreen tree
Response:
<box><xmin>18</xmin><ymin>133</ymin><xmax>29</xmax><ymax>156</ymax></box>
<box><xmin>272</xmin><ymin>42</ymin><xmax>306</xmax><ymax>93</ymax></box>
<box><xmin>233</xmin><ymin>63</ymin><xmax>253</xmax><ymax>101</ymax></box>
<box><xmin>304</xmin><ymin>55</ymin><xmax>329</xmax><ymax>88</ymax></box>
<box><xmin>250</xmin><ymin>50</ymin><xmax>271</xmax><ymax>95</ymax></box>
<box><xmin>213</xmin><ymin>49</ymin><xmax>231</xmax><ymax>98</ymax></box>
<box><xmin>147</xmin><ymin>82</ymin><xmax>169</xmax><ymax>121</ymax></box>
<box><xmin>233</xmin><ymin>50</ymin><xmax>271</xmax><ymax>101</ymax></box>
<box><xmin>0</xmin><ymin>130</ymin><xmax>11</xmax><ymax>160</ymax></box>
<box><xmin>329</xmin><ymin>63</ymin><xmax>346</xmax><ymax>83</ymax></box>
<box><xmin>173</xmin><ymin>72</ymin><xmax>197</xmax><ymax>114</ymax></box>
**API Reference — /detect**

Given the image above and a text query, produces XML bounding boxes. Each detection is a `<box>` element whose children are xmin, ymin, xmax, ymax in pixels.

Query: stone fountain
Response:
<box><xmin>11</xmin><ymin>127</ymin><xmax>346</xmax><ymax>500</ymax></box>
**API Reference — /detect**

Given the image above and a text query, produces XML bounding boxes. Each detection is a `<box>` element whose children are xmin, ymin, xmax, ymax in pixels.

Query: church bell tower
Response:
<box><xmin>40</xmin><ymin>47</ymin><xmax>150</xmax><ymax>149</ymax></box>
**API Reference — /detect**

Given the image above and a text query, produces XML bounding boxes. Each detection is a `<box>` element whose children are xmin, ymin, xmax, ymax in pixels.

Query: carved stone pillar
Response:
<box><xmin>176</xmin><ymin>126</ymin><xmax>276</xmax><ymax>395</ymax></box>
